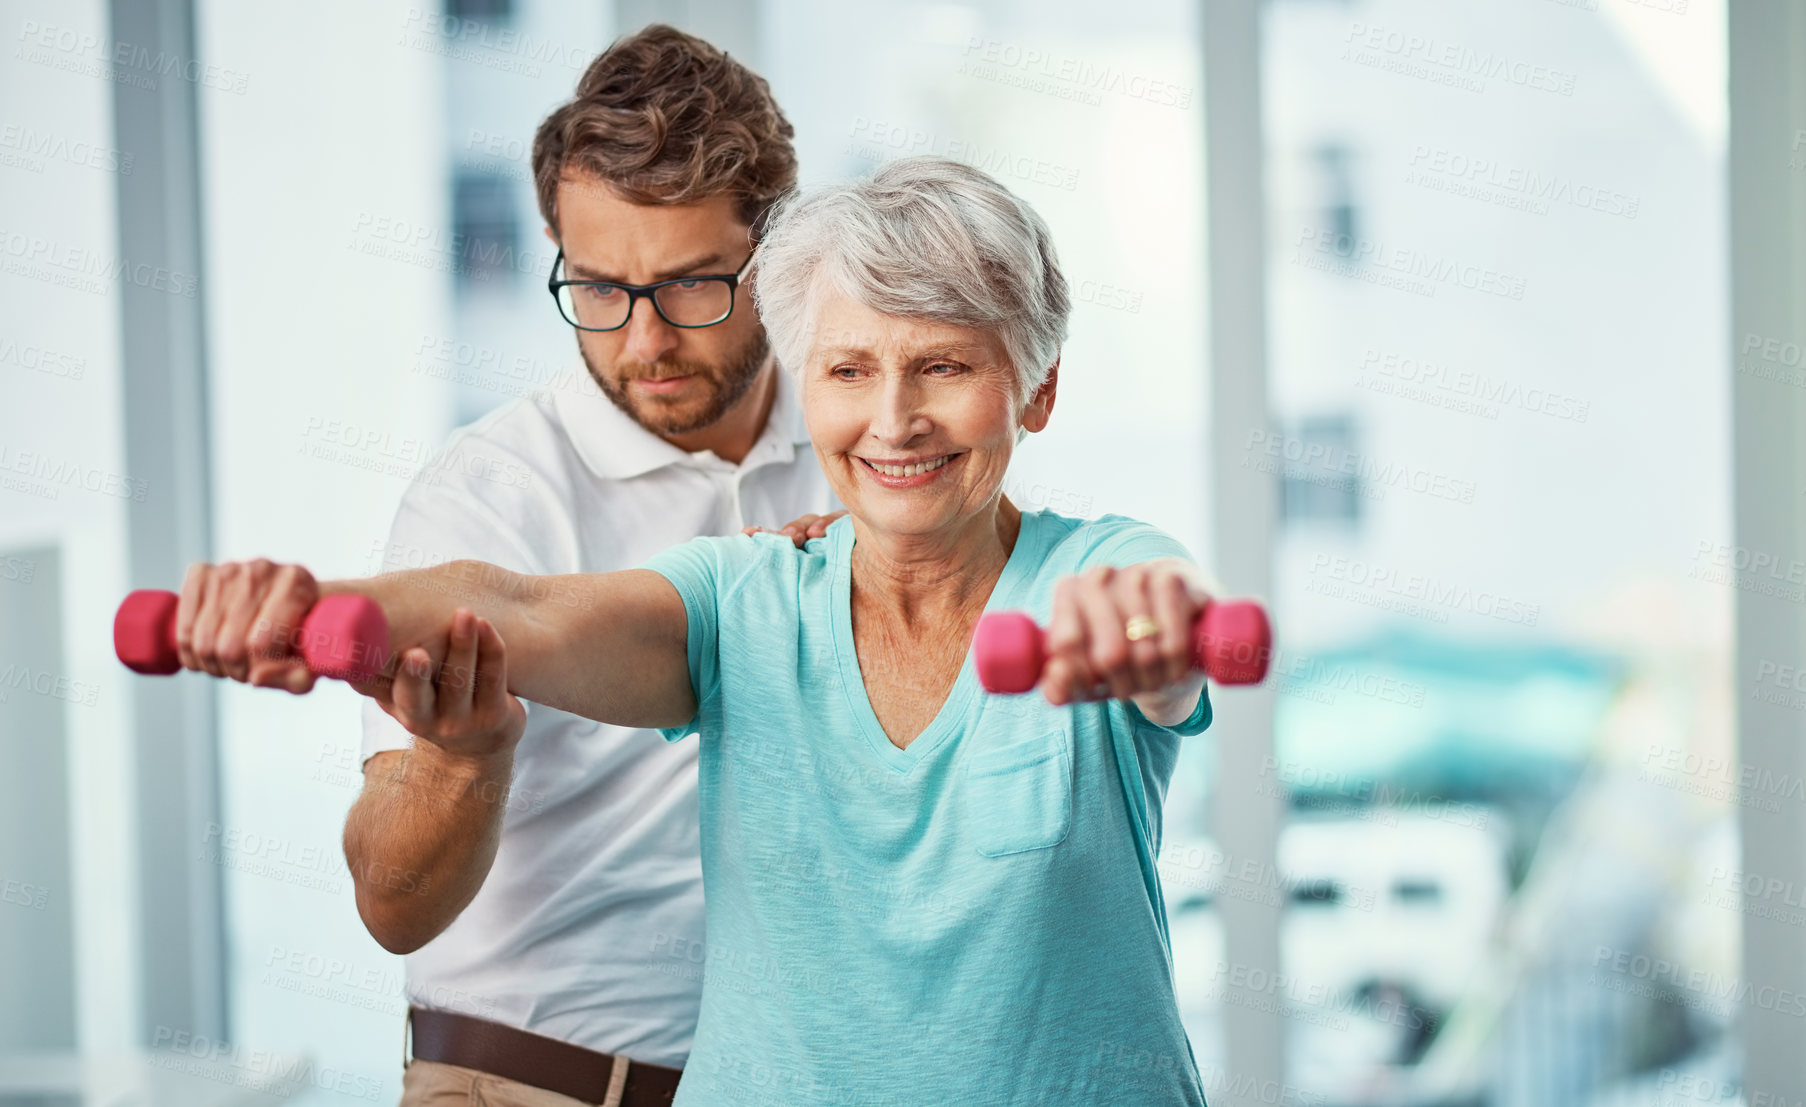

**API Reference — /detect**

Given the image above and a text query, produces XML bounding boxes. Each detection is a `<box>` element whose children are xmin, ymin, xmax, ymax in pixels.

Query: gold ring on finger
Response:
<box><xmin>1125</xmin><ymin>615</ymin><xmax>1160</xmax><ymax>642</ymax></box>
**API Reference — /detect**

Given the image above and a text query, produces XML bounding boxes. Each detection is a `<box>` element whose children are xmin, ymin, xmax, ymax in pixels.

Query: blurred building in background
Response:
<box><xmin>1243</xmin><ymin>3</ymin><xmax>1735</xmax><ymax>1105</ymax></box>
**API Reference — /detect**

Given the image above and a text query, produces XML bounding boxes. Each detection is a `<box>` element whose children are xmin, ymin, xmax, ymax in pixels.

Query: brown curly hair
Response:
<box><xmin>532</xmin><ymin>25</ymin><xmax>798</xmax><ymax>236</ymax></box>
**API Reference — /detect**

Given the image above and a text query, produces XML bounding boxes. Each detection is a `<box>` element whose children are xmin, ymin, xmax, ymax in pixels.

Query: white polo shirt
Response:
<box><xmin>360</xmin><ymin>364</ymin><xmax>835</xmax><ymax>1068</ymax></box>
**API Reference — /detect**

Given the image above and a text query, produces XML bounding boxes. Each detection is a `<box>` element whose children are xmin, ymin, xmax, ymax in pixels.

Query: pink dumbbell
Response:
<box><xmin>972</xmin><ymin>600</ymin><xmax>1272</xmax><ymax>694</ymax></box>
<box><xmin>113</xmin><ymin>589</ymin><xmax>390</xmax><ymax>684</ymax></box>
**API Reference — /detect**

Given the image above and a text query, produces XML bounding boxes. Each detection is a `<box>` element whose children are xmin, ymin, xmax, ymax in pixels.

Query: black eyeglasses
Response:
<box><xmin>547</xmin><ymin>249</ymin><xmax>754</xmax><ymax>332</ymax></box>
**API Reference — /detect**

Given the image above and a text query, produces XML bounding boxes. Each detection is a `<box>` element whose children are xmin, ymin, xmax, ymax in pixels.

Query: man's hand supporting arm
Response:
<box><xmin>320</xmin><ymin>563</ymin><xmax>694</xmax><ymax>953</ymax></box>
<box><xmin>176</xmin><ymin>557</ymin><xmax>696</xmax><ymax>953</ymax></box>
<box><xmin>342</xmin><ymin>606</ymin><xmax>526</xmax><ymax>955</ymax></box>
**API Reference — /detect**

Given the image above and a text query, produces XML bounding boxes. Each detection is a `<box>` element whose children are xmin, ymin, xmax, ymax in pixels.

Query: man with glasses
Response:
<box><xmin>342</xmin><ymin>25</ymin><xmax>836</xmax><ymax>1107</ymax></box>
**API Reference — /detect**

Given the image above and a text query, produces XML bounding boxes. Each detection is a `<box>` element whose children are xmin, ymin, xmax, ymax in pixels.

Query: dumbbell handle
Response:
<box><xmin>113</xmin><ymin>589</ymin><xmax>391</xmax><ymax>684</ymax></box>
<box><xmin>972</xmin><ymin>600</ymin><xmax>1271</xmax><ymax>694</ymax></box>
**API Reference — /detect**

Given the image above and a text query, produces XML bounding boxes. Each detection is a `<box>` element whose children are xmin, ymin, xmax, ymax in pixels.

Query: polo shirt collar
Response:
<box><xmin>554</xmin><ymin>361</ymin><xmax>812</xmax><ymax>481</ymax></box>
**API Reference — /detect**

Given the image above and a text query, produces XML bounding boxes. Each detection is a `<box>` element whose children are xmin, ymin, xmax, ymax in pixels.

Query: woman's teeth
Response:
<box><xmin>866</xmin><ymin>456</ymin><xmax>950</xmax><ymax>478</ymax></box>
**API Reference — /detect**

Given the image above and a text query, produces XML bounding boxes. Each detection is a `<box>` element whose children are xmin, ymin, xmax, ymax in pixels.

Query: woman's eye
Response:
<box><xmin>830</xmin><ymin>366</ymin><xmax>862</xmax><ymax>380</ymax></box>
<box><xmin>927</xmin><ymin>362</ymin><xmax>963</xmax><ymax>375</ymax></box>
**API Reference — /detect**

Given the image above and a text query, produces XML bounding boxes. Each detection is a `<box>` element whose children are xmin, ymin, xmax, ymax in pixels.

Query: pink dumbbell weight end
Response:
<box><xmin>113</xmin><ymin>589</ymin><xmax>391</xmax><ymax>684</ymax></box>
<box><xmin>973</xmin><ymin>600</ymin><xmax>1272</xmax><ymax>694</ymax></box>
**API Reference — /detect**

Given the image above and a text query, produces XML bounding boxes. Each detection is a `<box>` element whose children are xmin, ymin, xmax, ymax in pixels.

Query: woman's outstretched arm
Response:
<box><xmin>173</xmin><ymin>558</ymin><xmax>695</xmax><ymax>727</ymax></box>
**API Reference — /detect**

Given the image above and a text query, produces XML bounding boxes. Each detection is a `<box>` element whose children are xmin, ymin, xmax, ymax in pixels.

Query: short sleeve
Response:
<box><xmin>639</xmin><ymin>536</ymin><xmax>741</xmax><ymax>742</ymax></box>
<box><xmin>1127</xmin><ymin>686</ymin><xmax>1213</xmax><ymax>737</ymax></box>
<box><xmin>1078</xmin><ymin>515</ymin><xmax>1199</xmax><ymax>573</ymax></box>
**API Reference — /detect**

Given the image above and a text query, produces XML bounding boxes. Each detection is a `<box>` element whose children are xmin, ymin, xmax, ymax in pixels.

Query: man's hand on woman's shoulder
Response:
<box><xmin>741</xmin><ymin>509</ymin><xmax>847</xmax><ymax>548</ymax></box>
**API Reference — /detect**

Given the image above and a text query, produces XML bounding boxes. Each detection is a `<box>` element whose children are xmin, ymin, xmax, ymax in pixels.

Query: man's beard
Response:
<box><xmin>582</xmin><ymin>330</ymin><xmax>771</xmax><ymax>437</ymax></box>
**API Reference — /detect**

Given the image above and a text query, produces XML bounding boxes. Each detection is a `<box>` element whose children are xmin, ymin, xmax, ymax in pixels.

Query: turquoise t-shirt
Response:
<box><xmin>643</xmin><ymin>510</ymin><xmax>1211</xmax><ymax>1106</ymax></box>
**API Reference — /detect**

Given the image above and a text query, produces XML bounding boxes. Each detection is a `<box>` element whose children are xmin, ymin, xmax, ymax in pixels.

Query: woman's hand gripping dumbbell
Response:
<box><xmin>113</xmin><ymin>560</ymin><xmax>525</xmax><ymax>755</ymax></box>
<box><xmin>114</xmin><ymin>561</ymin><xmax>390</xmax><ymax>690</ymax></box>
<box><xmin>116</xmin><ymin>584</ymin><xmax>387</xmax><ymax>687</ymax></box>
<box><xmin>972</xmin><ymin>561</ymin><xmax>1270</xmax><ymax>701</ymax></box>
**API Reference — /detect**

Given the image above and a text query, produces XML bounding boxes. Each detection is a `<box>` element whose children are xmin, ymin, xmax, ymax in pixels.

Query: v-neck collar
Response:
<box><xmin>827</xmin><ymin>511</ymin><xmax>1045</xmax><ymax>773</ymax></box>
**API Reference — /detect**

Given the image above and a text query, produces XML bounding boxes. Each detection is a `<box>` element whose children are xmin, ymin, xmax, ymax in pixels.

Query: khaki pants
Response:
<box><xmin>400</xmin><ymin>1059</ymin><xmax>598</xmax><ymax>1107</ymax></box>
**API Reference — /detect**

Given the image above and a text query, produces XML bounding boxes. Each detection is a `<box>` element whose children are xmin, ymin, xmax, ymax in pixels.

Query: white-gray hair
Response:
<box><xmin>749</xmin><ymin>156</ymin><xmax>1070</xmax><ymax>402</ymax></box>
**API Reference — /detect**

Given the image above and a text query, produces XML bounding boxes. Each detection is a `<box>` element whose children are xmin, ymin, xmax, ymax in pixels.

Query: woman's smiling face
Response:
<box><xmin>800</xmin><ymin>287</ymin><xmax>1056</xmax><ymax>543</ymax></box>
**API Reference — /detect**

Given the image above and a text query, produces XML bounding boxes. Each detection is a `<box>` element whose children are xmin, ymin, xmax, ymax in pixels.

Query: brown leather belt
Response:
<box><xmin>408</xmin><ymin>1005</ymin><xmax>682</xmax><ymax>1106</ymax></box>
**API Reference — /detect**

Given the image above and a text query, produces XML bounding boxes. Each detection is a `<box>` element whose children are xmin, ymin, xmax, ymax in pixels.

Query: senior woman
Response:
<box><xmin>178</xmin><ymin>158</ymin><xmax>1217</xmax><ymax>1105</ymax></box>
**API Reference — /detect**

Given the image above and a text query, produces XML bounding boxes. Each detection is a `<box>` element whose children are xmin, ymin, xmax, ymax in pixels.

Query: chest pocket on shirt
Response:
<box><xmin>964</xmin><ymin>725</ymin><xmax>1074</xmax><ymax>857</ymax></box>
